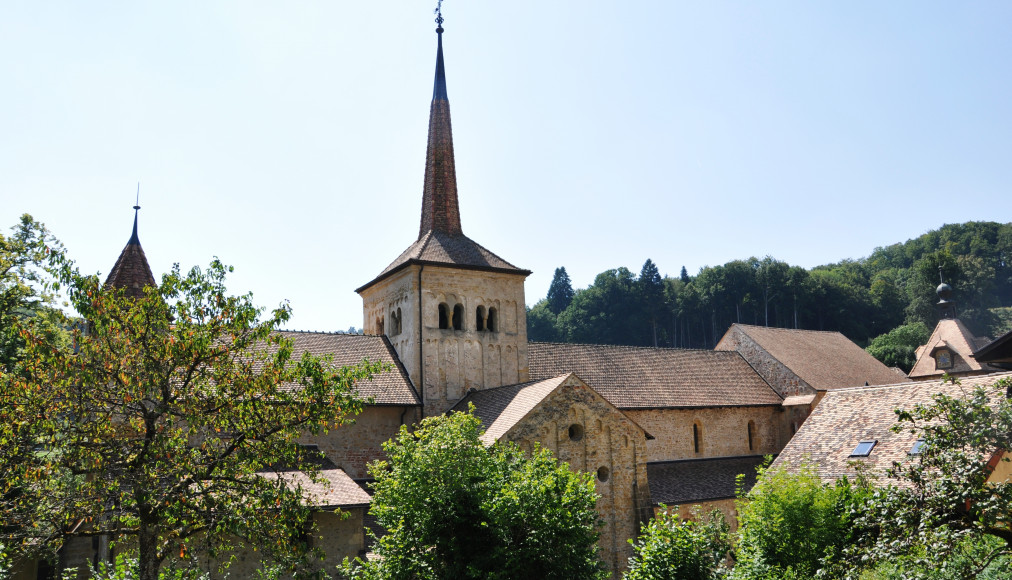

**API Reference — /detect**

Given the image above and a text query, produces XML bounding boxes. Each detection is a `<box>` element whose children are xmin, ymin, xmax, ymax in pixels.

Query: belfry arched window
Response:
<box><xmin>452</xmin><ymin>304</ymin><xmax>464</xmax><ymax>331</ymax></box>
<box><xmin>438</xmin><ymin>303</ymin><xmax>449</xmax><ymax>330</ymax></box>
<box><xmin>476</xmin><ymin>306</ymin><xmax>487</xmax><ymax>331</ymax></box>
<box><xmin>391</xmin><ymin>308</ymin><xmax>402</xmax><ymax>336</ymax></box>
<box><xmin>376</xmin><ymin>317</ymin><xmax>384</xmax><ymax>335</ymax></box>
<box><xmin>487</xmin><ymin>307</ymin><xmax>498</xmax><ymax>332</ymax></box>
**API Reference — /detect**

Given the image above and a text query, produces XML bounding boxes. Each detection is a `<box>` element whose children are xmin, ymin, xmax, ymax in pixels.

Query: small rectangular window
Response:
<box><xmin>909</xmin><ymin>439</ymin><xmax>926</xmax><ymax>455</ymax></box>
<box><xmin>850</xmin><ymin>440</ymin><xmax>877</xmax><ymax>457</ymax></box>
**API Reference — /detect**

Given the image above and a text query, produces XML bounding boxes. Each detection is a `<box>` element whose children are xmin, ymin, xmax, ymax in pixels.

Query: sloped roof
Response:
<box><xmin>276</xmin><ymin>331</ymin><xmax>420</xmax><ymax>406</ymax></box>
<box><xmin>104</xmin><ymin>211</ymin><xmax>156</xmax><ymax>298</ymax></box>
<box><xmin>648</xmin><ymin>456</ymin><xmax>765</xmax><ymax>505</ymax></box>
<box><xmin>975</xmin><ymin>328</ymin><xmax>1012</xmax><ymax>364</ymax></box>
<box><xmin>909</xmin><ymin>318</ymin><xmax>998</xmax><ymax>379</ymax></box>
<box><xmin>449</xmin><ymin>374</ymin><xmax>571</xmax><ymax>445</ymax></box>
<box><xmin>357</xmin><ymin>230</ymin><xmax>530</xmax><ymax>292</ymax></box>
<box><xmin>527</xmin><ymin>343</ymin><xmax>782</xmax><ymax>409</ymax></box>
<box><xmin>268</xmin><ymin>456</ymin><xmax>372</xmax><ymax>509</ymax></box>
<box><xmin>770</xmin><ymin>372</ymin><xmax>1012</xmax><ymax>483</ymax></box>
<box><xmin>718</xmin><ymin>324</ymin><xmax>908</xmax><ymax>390</ymax></box>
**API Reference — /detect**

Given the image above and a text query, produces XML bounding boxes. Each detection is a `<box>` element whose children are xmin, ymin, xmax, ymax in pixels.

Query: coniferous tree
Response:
<box><xmin>546</xmin><ymin>267</ymin><xmax>575</xmax><ymax>315</ymax></box>
<box><xmin>638</xmin><ymin>260</ymin><xmax>666</xmax><ymax>347</ymax></box>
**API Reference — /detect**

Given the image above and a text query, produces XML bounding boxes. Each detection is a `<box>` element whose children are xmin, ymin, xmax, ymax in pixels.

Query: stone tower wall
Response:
<box><xmin>359</xmin><ymin>264</ymin><xmax>528</xmax><ymax>416</ymax></box>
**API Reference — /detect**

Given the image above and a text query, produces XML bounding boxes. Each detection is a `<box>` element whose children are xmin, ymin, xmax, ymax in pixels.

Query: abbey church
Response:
<box><xmin>69</xmin><ymin>20</ymin><xmax>912</xmax><ymax>580</ymax></box>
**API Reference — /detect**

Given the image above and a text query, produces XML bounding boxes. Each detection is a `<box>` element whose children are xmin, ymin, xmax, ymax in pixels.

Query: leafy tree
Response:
<box><xmin>624</xmin><ymin>508</ymin><xmax>730</xmax><ymax>580</ymax></box>
<box><xmin>526</xmin><ymin>299</ymin><xmax>560</xmax><ymax>342</ymax></box>
<box><xmin>557</xmin><ymin>267</ymin><xmax>640</xmax><ymax>346</ymax></box>
<box><xmin>732</xmin><ymin>463</ymin><xmax>865</xmax><ymax>579</ymax></box>
<box><xmin>839</xmin><ymin>376</ymin><xmax>1012</xmax><ymax>579</ymax></box>
<box><xmin>343</xmin><ymin>410</ymin><xmax>605</xmax><ymax>580</ymax></box>
<box><xmin>0</xmin><ymin>215</ymin><xmax>67</xmax><ymax>370</ymax></box>
<box><xmin>865</xmin><ymin>322</ymin><xmax>930</xmax><ymax>373</ymax></box>
<box><xmin>547</xmin><ymin>266</ymin><xmax>576</xmax><ymax>315</ymax></box>
<box><xmin>2</xmin><ymin>259</ymin><xmax>379</xmax><ymax>580</ymax></box>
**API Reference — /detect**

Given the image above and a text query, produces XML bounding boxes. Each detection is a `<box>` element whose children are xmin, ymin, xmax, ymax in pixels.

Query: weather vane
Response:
<box><xmin>434</xmin><ymin>0</ymin><xmax>444</xmax><ymax>28</ymax></box>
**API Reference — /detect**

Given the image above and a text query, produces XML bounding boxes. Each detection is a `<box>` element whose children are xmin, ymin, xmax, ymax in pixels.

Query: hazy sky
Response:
<box><xmin>3</xmin><ymin>1</ymin><xmax>1010</xmax><ymax>331</ymax></box>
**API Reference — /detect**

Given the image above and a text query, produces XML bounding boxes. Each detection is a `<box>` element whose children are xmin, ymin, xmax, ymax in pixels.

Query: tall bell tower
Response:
<box><xmin>356</xmin><ymin>16</ymin><xmax>531</xmax><ymax>416</ymax></box>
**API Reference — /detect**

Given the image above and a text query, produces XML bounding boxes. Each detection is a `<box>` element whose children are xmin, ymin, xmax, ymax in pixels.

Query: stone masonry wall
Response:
<box><xmin>502</xmin><ymin>376</ymin><xmax>651</xmax><ymax>579</ymax></box>
<box><xmin>301</xmin><ymin>406</ymin><xmax>418</xmax><ymax>479</ymax></box>
<box><xmin>627</xmin><ymin>406</ymin><xmax>785</xmax><ymax>463</ymax></box>
<box><xmin>360</xmin><ymin>264</ymin><xmax>529</xmax><ymax>417</ymax></box>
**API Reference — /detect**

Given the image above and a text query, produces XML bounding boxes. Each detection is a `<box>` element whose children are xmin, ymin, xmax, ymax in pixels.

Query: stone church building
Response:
<box><xmin>42</xmin><ymin>21</ymin><xmax>908</xmax><ymax>579</ymax></box>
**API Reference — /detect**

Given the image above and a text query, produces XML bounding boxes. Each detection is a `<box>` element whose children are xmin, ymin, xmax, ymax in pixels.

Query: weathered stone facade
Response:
<box><xmin>627</xmin><ymin>406</ymin><xmax>785</xmax><ymax>463</ymax></box>
<box><xmin>360</xmin><ymin>264</ymin><xmax>529</xmax><ymax>416</ymax></box>
<box><xmin>485</xmin><ymin>375</ymin><xmax>652</xmax><ymax>577</ymax></box>
<box><xmin>300</xmin><ymin>406</ymin><xmax>419</xmax><ymax>479</ymax></box>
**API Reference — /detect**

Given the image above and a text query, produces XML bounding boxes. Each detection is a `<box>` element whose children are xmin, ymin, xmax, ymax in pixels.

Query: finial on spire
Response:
<box><xmin>434</xmin><ymin>0</ymin><xmax>444</xmax><ymax>31</ymax></box>
<box><xmin>130</xmin><ymin>183</ymin><xmax>141</xmax><ymax>245</ymax></box>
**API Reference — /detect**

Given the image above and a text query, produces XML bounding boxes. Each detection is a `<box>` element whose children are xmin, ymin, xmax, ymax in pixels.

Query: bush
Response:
<box><xmin>624</xmin><ymin>508</ymin><xmax>730</xmax><ymax>580</ymax></box>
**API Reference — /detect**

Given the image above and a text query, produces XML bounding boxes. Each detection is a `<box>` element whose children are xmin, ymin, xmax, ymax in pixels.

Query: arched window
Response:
<box><xmin>438</xmin><ymin>303</ymin><xmax>449</xmax><ymax>329</ymax></box>
<box><xmin>487</xmin><ymin>307</ymin><xmax>498</xmax><ymax>332</ymax></box>
<box><xmin>391</xmin><ymin>307</ymin><xmax>402</xmax><ymax>335</ymax></box>
<box><xmin>476</xmin><ymin>306</ymin><xmax>486</xmax><ymax>331</ymax></box>
<box><xmin>452</xmin><ymin>304</ymin><xmax>464</xmax><ymax>331</ymax></box>
<box><xmin>747</xmin><ymin>420</ymin><xmax>756</xmax><ymax>451</ymax></box>
<box><xmin>692</xmin><ymin>422</ymin><xmax>701</xmax><ymax>454</ymax></box>
<box><xmin>376</xmin><ymin>317</ymin><xmax>384</xmax><ymax>335</ymax></box>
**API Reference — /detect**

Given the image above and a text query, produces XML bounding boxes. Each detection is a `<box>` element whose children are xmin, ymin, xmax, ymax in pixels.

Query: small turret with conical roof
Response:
<box><xmin>105</xmin><ymin>199</ymin><xmax>156</xmax><ymax>298</ymax></box>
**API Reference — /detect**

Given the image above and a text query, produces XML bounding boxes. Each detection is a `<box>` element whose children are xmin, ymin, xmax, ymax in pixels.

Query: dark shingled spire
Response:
<box><xmin>356</xmin><ymin>16</ymin><xmax>531</xmax><ymax>294</ymax></box>
<box><xmin>418</xmin><ymin>24</ymin><xmax>462</xmax><ymax>239</ymax></box>
<box><xmin>104</xmin><ymin>203</ymin><xmax>156</xmax><ymax>298</ymax></box>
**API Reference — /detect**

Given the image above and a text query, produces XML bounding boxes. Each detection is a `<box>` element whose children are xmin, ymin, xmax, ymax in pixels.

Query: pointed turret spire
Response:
<box><xmin>105</xmin><ymin>191</ymin><xmax>157</xmax><ymax>298</ymax></box>
<box><xmin>418</xmin><ymin>18</ymin><xmax>462</xmax><ymax>239</ymax></box>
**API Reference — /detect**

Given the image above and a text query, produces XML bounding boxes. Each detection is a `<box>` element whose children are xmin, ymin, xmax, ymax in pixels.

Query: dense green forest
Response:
<box><xmin>527</xmin><ymin>222</ymin><xmax>1012</xmax><ymax>364</ymax></box>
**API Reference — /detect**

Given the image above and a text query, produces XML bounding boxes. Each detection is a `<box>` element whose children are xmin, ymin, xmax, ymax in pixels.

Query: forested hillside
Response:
<box><xmin>527</xmin><ymin>222</ymin><xmax>1012</xmax><ymax>368</ymax></box>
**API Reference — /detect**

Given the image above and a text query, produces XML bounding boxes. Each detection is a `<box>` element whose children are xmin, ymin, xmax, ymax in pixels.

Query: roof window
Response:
<box><xmin>850</xmin><ymin>440</ymin><xmax>877</xmax><ymax>457</ymax></box>
<box><xmin>909</xmin><ymin>439</ymin><xmax>926</xmax><ymax>455</ymax></box>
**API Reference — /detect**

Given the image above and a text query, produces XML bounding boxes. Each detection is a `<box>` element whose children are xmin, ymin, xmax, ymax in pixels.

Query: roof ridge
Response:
<box><xmin>528</xmin><ymin>341</ymin><xmax>733</xmax><ymax>354</ymax></box>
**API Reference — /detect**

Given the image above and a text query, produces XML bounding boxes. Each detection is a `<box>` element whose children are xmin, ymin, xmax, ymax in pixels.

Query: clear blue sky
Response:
<box><xmin>2</xmin><ymin>1</ymin><xmax>1010</xmax><ymax>331</ymax></box>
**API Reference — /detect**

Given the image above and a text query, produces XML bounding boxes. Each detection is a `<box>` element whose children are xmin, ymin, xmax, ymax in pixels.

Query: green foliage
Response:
<box><xmin>0</xmin><ymin>215</ymin><xmax>68</xmax><ymax>371</ymax></box>
<box><xmin>342</xmin><ymin>410</ymin><xmax>605</xmax><ymax>580</ymax></box>
<box><xmin>865</xmin><ymin>322</ymin><xmax>931</xmax><ymax>372</ymax></box>
<box><xmin>623</xmin><ymin>508</ymin><xmax>730</xmax><ymax>580</ymax></box>
<box><xmin>1</xmin><ymin>258</ymin><xmax>379</xmax><ymax>580</ymax></box>
<box><xmin>837</xmin><ymin>376</ymin><xmax>1012</xmax><ymax>579</ymax></box>
<box><xmin>547</xmin><ymin>266</ymin><xmax>575</xmax><ymax>315</ymax></box>
<box><xmin>528</xmin><ymin>221</ymin><xmax>1012</xmax><ymax>349</ymax></box>
<box><xmin>731</xmin><ymin>464</ymin><xmax>865</xmax><ymax>580</ymax></box>
<box><xmin>526</xmin><ymin>299</ymin><xmax>560</xmax><ymax>342</ymax></box>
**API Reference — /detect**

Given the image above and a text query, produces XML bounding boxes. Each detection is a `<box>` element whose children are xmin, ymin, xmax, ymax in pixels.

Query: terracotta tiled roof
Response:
<box><xmin>909</xmin><ymin>318</ymin><xmax>999</xmax><ymax>379</ymax></box>
<box><xmin>357</xmin><ymin>230</ymin><xmax>530</xmax><ymax>292</ymax></box>
<box><xmin>647</xmin><ymin>456</ymin><xmax>765</xmax><ymax>505</ymax></box>
<box><xmin>276</xmin><ymin>331</ymin><xmax>420</xmax><ymax>406</ymax></box>
<box><xmin>104</xmin><ymin>214</ymin><xmax>156</xmax><ymax>298</ymax></box>
<box><xmin>770</xmin><ymin>371</ymin><xmax>1012</xmax><ymax>483</ymax></box>
<box><xmin>449</xmin><ymin>374</ymin><xmax>571</xmax><ymax>445</ymax></box>
<box><xmin>527</xmin><ymin>343</ymin><xmax>782</xmax><ymax>409</ymax></box>
<box><xmin>718</xmin><ymin>324</ymin><xmax>908</xmax><ymax>390</ymax></box>
<box><xmin>268</xmin><ymin>456</ymin><xmax>371</xmax><ymax>509</ymax></box>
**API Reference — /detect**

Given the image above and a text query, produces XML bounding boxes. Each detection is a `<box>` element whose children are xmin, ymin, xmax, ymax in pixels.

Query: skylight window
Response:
<box><xmin>909</xmin><ymin>439</ymin><xmax>926</xmax><ymax>455</ymax></box>
<box><xmin>850</xmin><ymin>440</ymin><xmax>877</xmax><ymax>457</ymax></box>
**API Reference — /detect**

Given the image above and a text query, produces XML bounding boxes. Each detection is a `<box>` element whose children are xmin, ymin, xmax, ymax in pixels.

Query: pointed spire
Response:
<box><xmin>418</xmin><ymin>19</ymin><xmax>462</xmax><ymax>239</ymax></box>
<box><xmin>105</xmin><ymin>190</ymin><xmax>156</xmax><ymax>298</ymax></box>
<box><xmin>129</xmin><ymin>185</ymin><xmax>141</xmax><ymax>245</ymax></box>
